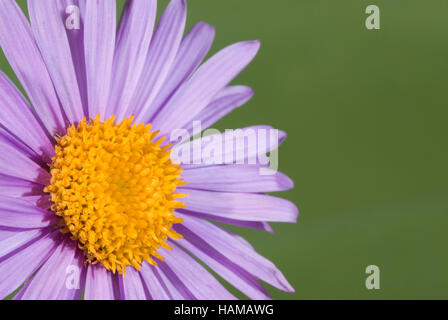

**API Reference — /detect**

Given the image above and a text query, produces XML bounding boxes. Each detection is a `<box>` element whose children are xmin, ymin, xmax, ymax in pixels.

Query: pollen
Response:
<box><xmin>45</xmin><ymin>115</ymin><xmax>186</xmax><ymax>274</ymax></box>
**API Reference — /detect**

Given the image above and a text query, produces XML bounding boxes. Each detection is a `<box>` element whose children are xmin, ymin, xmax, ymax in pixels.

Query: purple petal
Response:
<box><xmin>181</xmin><ymin>189</ymin><xmax>298</xmax><ymax>222</ymax></box>
<box><xmin>0</xmin><ymin>0</ymin><xmax>65</xmax><ymax>135</ymax></box>
<box><xmin>0</xmin><ymin>72</ymin><xmax>54</xmax><ymax>162</ymax></box>
<box><xmin>119</xmin><ymin>267</ymin><xmax>148</xmax><ymax>300</ymax></box>
<box><xmin>176</xmin><ymin>209</ymin><xmax>273</xmax><ymax>233</ymax></box>
<box><xmin>140</xmin><ymin>21</ymin><xmax>215</xmax><ymax>123</ymax></box>
<box><xmin>0</xmin><ymin>230</ymin><xmax>60</xmax><ymax>299</ymax></box>
<box><xmin>159</xmin><ymin>243</ymin><xmax>236</xmax><ymax>300</ymax></box>
<box><xmin>0</xmin><ymin>174</ymin><xmax>44</xmax><ymax>198</ymax></box>
<box><xmin>0</xmin><ymin>171</ymin><xmax>51</xmax><ymax>209</ymax></box>
<box><xmin>139</xmin><ymin>262</ymin><xmax>172</xmax><ymax>300</ymax></box>
<box><xmin>63</xmin><ymin>0</ymin><xmax>89</xmax><ymax>117</ymax></box>
<box><xmin>107</xmin><ymin>0</ymin><xmax>157</xmax><ymax>120</ymax></box>
<box><xmin>0</xmin><ymin>137</ymin><xmax>50</xmax><ymax>185</ymax></box>
<box><xmin>129</xmin><ymin>0</ymin><xmax>187</xmax><ymax>122</ymax></box>
<box><xmin>181</xmin><ymin>165</ymin><xmax>293</xmax><ymax>192</ymax></box>
<box><xmin>177</xmin><ymin>215</ymin><xmax>294</xmax><ymax>293</ymax></box>
<box><xmin>28</xmin><ymin>0</ymin><xmax>85</xmax><ymax>124</ymax></box>
<box><xmin>19</xmin><ymin>239</ymin><xmax>84</xmax><ymax>300</ymax></box>
<box><xmin>173</xmin><ymin>125</ymin><xmax>286</xmax><ymax>167</ymax></box>
<box><xmin>152</xmin><ymin>41</ymin><xmax>260</xmax><ymax>135</ymax></box>
<box><xmin>22</xmin><ymin>196</ymin><xmax>51</xmax><ymax>210</ymax></box>
<box><xmin>184</xmin><ymin>86</ymin><xmax>254</xmax><ymax>133</ymax></box>
<box><xmin>0</xmin><ymin>196</ymin><xmax>57</xmax><ymax>229</ymax></box>
<box><xmin>84</xmin><ymin>0</ymin><xmax>116</xmax><ymax>118</ymax></box>
<box><xmin>153</xmin><ymin>263</ymin><xmax>191</xmax><ymax>299</ymax></box>
<box><xmin>0</xmin><ymin>228</ymin><xmax>15</xmax><ymax>242</ymax></box>
<box><xmin>84</xmin><ymin>264</ymin><xmax>120</xmax><ymax>300</ymax></box>
<box><xmin>176</xmin><ymin>230</ymin><xmax>271</xmax><ymax>299</ymax></box>
<box><xmin>0</xmin><ymin>228</ymin><xmax>47</xmax><ymax>258</ymax></box>
<box><xmin>0</xmin><ymin>127</ymin><xmax>43</xmax><ymax>166</ymax></box>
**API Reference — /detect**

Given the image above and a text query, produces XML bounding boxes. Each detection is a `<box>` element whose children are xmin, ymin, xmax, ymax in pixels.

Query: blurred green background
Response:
<box><xmin>6</xmin><ymin>0</ymin><xmax>448</xmax><ymax>299</ymax></box>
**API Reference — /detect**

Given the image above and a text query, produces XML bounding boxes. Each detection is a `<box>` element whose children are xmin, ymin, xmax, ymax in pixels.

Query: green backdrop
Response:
<box><xmin>5</xmin><ymin>0</ymin><xmax>448</xmax><ymax>299</ymax></box>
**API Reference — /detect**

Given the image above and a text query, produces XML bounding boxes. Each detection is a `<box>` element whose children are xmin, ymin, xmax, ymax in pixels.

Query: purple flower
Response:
<box><xmin>0</xmin><ymin>0</ymin><xmax>298</xmax><ymax>300</ymax></box>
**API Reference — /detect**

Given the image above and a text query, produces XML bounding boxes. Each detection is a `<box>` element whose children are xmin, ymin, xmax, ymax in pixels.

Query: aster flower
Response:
<box><xmin>0</xmin><ymin>0</ymin><xmax>298</xmax><ymax>300</ymax></box>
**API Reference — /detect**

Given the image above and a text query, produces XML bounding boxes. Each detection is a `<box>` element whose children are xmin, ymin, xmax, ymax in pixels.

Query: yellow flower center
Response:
<box><xmin>45</xmin><ymin>115</ymin><xmax>186</xmax><ymax>274</ymax></box>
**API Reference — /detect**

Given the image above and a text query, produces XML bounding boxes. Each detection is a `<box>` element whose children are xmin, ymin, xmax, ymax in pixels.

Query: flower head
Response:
<box><xmin>0</xmin><ymin>0</ymin><xmax>298</xmax><ymax>300</ymax></box>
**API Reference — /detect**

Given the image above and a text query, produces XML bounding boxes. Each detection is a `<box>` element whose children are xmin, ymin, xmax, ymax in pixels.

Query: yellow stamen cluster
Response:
<box><xmin>45</xmin><ymin>115</ymin><xmax>186</xmax><ymax>274</ymax></box>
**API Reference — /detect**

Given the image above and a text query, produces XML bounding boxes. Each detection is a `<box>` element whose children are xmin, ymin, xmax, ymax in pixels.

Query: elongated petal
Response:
<box><xmin>177</xmin><ymin>210</ymin><xmax>273</xmax><ymax>233</ymax></box>
<box><xmin>0</xmin><ymin>230</ymin><xmax>60</xmax><ymax>299</ymax></box>
<box><xmin>0</xmin><ymin>174</ymin><xmax>43</xmax><ymax>198</ymax></box>
<box><xmin>128</xmin><ymin>0</ymin><xmax>186</xmax><ymax>121</ymax></box>
<box><xmin>160</xmin><ymin>243</ymin><xmax>236</xmax><ymax>300</ymax></box>
<box><xmin>120</xmin><ymin>267</ymin><xmax>148</xmax><ymax>300</ymax></box>
<box><xmin>153</xmin><ymin>263</ymin><xmax>192</xmax><ymax>299</ymax></box>
<box><xmin>0</xmin><ymin>230</ymin><xmax>12</xmax><ymax>242</ymax></box>
<box><xmin>0</xmin><ymin>172</ymin><xmax>50</xmax><ymax>209</ymax></box>
<box><xmin>28</xmin><ymin>0</ymin><xmax>84</xmax><ymax>124</ymax></box>
<box><xmin>19</xmin><ymin>239</ymin><xmax>83</xmax><ymax>300</ymax></box>
<box><xmin>0</xmin><ymin>72</ymin><xmax>54</xmax><ymax>162</ymax></box>
<box><xmin>62</xmin><ymin>0</ymin><xmax>88</xmax><ymax>116</ymax></box>
<box><xmin>0</xmin><ymin>0</ymin><xmax>65</xmax><ymax>135</ymax></box>
<box><xmin>152</xmin><ymin>41</ymin><xmax>260</xmax><ymax>135</ymax></box>
<box><xmin>177</xmin><ymin>215</ymin><xmax>294</xmax><ymax>292</ymax></box>
<box><xmin>181</xmin><ymin>165</ymin><xmax>293</xmax><ymax>192</ymax></box>
<box><xmin>140</xmin><ymin>21</ymin><xmax>215</xmax><ymax>123</ymax></box>
<box><xmin>140</xmin><ymin>263</ymin><xmax>171</xmax><ymax>300</ymax></box>
<box><xmin>0</xmin><ymin>228</ymin><xmax>47</xmax><ymax>258</ymax></box>
<box><xmin>176</xmin><ymin>232</ymin><xmax>271</xmax><ymax>299</ymax></box>
<box><xmin>84</xmin><ymin>0</ymin><xmax>116</xmax><ymax>118</ymax></box>
<box><xmin>173</xmin><ymin>125</ymin><xmax>285</xmax><ymax>167</ymax></box>
<box><xmin>0</xmin><ymin>127</ymin><xmax>42</xmax><ymax>166</ymax></box>
<box><xmin>184</xmin><ymin>86</ymin><xmax>254</xmax><ymax>133</ymax></box>
<box><xmin>108</xmin><ymin>0</ymin><xmax>157</xmax><ymax>119</ymax></box>
<box><xmin>0</xmin><ymin>196</ymin><xmax>57</xmax><ymax>229</ymax></box>
<box><xmin>84</xmin><ymin>264</ymin><xmax>119</xmax><ymax>300</ymax></box>
<box><xmin>181</xmin><ymin>189</ymin><xmax>298</xmax><ymax>222</ymax></box>
<box><xmin>0</xmin><ymin>138</ymin><xmax>50</xmax><ymax>185</ymax></box>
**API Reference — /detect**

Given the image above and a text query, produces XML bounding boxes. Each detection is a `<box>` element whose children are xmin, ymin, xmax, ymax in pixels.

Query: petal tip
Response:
<box><xmin>196</xmin><ymin>21</ymin><xmax>215</xmax><ymax>33</ymax></box>
<box><xmin>278</xmin><ymin>130</ymin><xmax>287</xmax><ymax>144</ymax></box>
<box><xmin>247</xmin><ymin>40</ymin><xmax>261</xmax><ymax>54</ymax></box>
